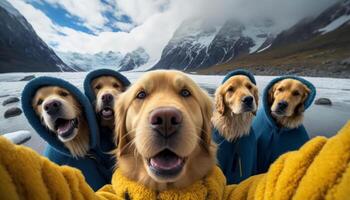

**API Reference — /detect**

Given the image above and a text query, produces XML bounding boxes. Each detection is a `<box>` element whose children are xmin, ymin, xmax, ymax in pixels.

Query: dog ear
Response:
<box><xmin>114</xmin><ymin>93</ymin><xmax>130</xmax><ymax>157</ymax></box>
<box><xmin>295</xmin><ymin>103</ymin><xmax>305</xmax><ymax>114</ymax></box>
<box><xmin>253</xmin><ymin>85</ymin><xmax>259</xmax><ymax>115</ymax></box>
<box><xmin>198</xmin><ymin>89</ymin><xmax>214</xmax><ymax>152</ymax></box>
<box><xmin>268</xmin><ymin>83</ymin><xmax>277</xmax><ymax>106</ymax></box>
<box><xmin>214</xmin><ymin>86</ymin><xmax>225</xmax><ymax>115</ymax></box>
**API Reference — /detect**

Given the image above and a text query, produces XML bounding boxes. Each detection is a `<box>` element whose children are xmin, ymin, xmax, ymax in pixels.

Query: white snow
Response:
<box><xmin>0</xmin><ymin>72</ymin><xmax>349</xmax><ymax>153</ymax></box>
<box><xmin>319</xmin><ymin>14</ymin><xmax>350</xmax><ymax>34</ymax></box>
<box><xmin>257</xmin><ymin>44</ymin><xmax>272</xmax><ymax>53</ymax></box>
<box><xmin>2</xmin><ymin>130</ymin><xmax>31</xmax><ymax>145</ymax></box>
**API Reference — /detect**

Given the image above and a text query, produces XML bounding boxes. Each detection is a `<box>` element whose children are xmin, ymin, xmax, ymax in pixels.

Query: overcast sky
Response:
<box><xmin>8</xmin><ymin>0</ymin><xmax>339</xmax><ymax>61</ymax></box>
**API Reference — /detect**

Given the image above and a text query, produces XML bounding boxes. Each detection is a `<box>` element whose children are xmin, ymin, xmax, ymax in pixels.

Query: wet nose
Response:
<box><xmin>44</xmin><ymin>100</ymin><xmax>61</xmax><ymax>116</ymax></box>
<box><xmin>277</xmin><ymin>101</ymin><xmax>288</xmax><ymax>110</ymax></box>
<box><xmin>102</xmin><ymin>93</ymin><xmax>113</xmax><ymax>104</ymax></box>
<box><xmin>149</xmin><ymin>107</ymin><xmax>182</xmax><ymax>137</ymax></box>
<box><xmin>242</xmin><ymin>96</ymin><xmax>254</xmax><ymax>106</ymax></box>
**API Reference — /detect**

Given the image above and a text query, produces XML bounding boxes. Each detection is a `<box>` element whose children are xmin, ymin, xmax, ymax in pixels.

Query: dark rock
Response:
<box><xmin>315</xmin><ymin>98</ymin><xmax>332</xmax><ymax>105</ymax></box>
<box><xmin>2</xmin><ymin>97</ymin><xmax>19</xmax><ymax>106</ymax></box>
<box><xmin>19</xmin><ymin>75</ymin><xmax>35</xmax><ymax>81</ymax></box>
<box><xmin>4</xmin><ymin>107</ymin><xmax>22</xmax><ymax>118</ymax></box>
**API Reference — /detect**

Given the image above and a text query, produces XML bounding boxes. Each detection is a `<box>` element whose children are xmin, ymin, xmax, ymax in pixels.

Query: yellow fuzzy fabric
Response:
<box><xmin>0</xmin><ymin>121</ymin><xmax>349</xmax><ymax>200</ymax></box>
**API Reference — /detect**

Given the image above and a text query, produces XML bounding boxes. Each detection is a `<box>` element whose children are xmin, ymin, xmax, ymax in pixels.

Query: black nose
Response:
<box><xmin>102</xmin><ymin>93</ymin><xmax>113</xmax><ymax>104</ymax></box>
<box><xmin>44</xmin><ymin>100</ymin><xmax>61</xmax><ymax>116</ymax></box>
<box><xmin>242</xmin><ymin>96</ymin><xmax>254</xmax><ymax>106</ymax></box>
<box><xmin>277</xmin><ymin>101</ymin><xmax>288</xmax><ymax>110</ymax></box>
<box><xmin>149</xmin><ymin>107</ymin><xmax>182</xmax><ymax>137</ymax></box>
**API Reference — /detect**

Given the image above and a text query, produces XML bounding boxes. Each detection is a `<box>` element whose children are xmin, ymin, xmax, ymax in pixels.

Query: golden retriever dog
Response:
<box><xmin>114</xmin><ymin>70</ymin><xmax>216</xmax><ymax>191</ymax></box>
<box><xmin>212</xmin><ymin>75</ymin><xmax>259</xmax><ymax>141</ymax></box>
<box><xmin>268</xmin><ymin>79</ymin><xmax>311</xmax><ymax>129</ymax></box>
<box><xmin>32</xmin><ymin>86</ymin><xmax>89</xmax><ymax>158</ymax></box>
<box><xmin>91</xmin><ymin>76</ymin><xmax>125</xmax><ymax>129</ymax></box>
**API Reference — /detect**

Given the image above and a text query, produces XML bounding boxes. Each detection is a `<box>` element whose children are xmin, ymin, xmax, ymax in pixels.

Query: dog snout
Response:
<box><xmin>44</xmin><ymin>100</ymin><xmax>61</xmax><ymax>116</ymax></box>
<box><xmin>102</xmin><ymin>93</ymin><xmax>114</xmax><ymax>104</ymax></box>
<box><xmin>149</xmin><ymin>107</ymin><xmax>182</xmax><ymax>138</ymax></box>
<box><xmin>277</xmin><ymin>100</ymin><xmax>288</xmax><ymax>111</ymax></box>
<box><xmin>242</xmin><ymin>96</ymin><xmax>254</xmax><ymax>107</ymax></box>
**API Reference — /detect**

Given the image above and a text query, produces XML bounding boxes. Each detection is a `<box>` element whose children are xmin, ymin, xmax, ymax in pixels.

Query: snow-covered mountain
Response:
<box><xmin>0</xmin><ymin>0</ymin><xmax>74</xmax><ymax>73</ymax></box>
<box><xmin>57</xmin><ymin>51</ymin><xmax>123</xmax><ymax>71</ymax></box>
<box><xmin>151</xmin><ymin>18</ymin><xmax>277</xmax><ymax>71</ymax></box>
<box><xmin>272</xmin><ymin>0</ymin><xmax>350</xmax><ymax>48</ymax></box>
<box><xmin>150</xmin><ymin>0</ymin><xmax>350</xmax><ymax>72</ymax></box>
<box><xmin>118</xmin><ymin>47</ymin><xmax>150</xmax><ymax>71</ymax></box>
<box><xmin>58</xmin><ymin>47</ymin><xmax>149</xmax><ymax>71</ymax></box>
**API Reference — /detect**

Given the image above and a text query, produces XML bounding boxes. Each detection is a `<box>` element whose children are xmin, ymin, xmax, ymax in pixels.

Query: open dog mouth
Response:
<box><xmin>148</xmin><ymin>149</ymin><xmax>186</xmax><ymax>178</ymax></box>
<box><xmin>100</xmin><ymin>107</ymin><xmax>114</xmax><ymax>120</ymax></box>
<box><xmin>54</xmin><ymin>118</ymin><xmax>78</xmax><ymax>138</ymax></box>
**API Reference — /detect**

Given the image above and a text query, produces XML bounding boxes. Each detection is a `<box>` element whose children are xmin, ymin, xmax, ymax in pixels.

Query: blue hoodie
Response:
<box><xmin>22</xmin><ymin>77</ymin><xmax>114</xmax><ymax>191</ymax></box>
<box><xmin>212</xmin><ymin>69</ymin><xmax>257</xmax><ymax>184</ymax></box>
<box><xmin>252</xmin><ymin>76</ymin><xmax>316</xmax><ymax>174</ymax></box>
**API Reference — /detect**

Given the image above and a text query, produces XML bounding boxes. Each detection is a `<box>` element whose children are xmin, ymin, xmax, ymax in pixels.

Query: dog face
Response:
<box><xmin>32</xmin><ymin>86</ymin><xmax>81</xmax><ymax>142</ymax></box>
<box><xmin>115</xmin><ymin>70</ymin><xmax>215</xmax><ymax>190</ymax></box>
<box><xmin>269</xmin><ymin>79</ymin><xmax>310</xmax><ymax>117</ymax></box>
<box><xmin>91</xmin><ymin>76</ymin><xmax>125</xmax><ymax>125</ymax></box>
<box><xmin>215</xmin><ymin>75</ymin><xmax>258</xmax><ymax>115</ymax></box>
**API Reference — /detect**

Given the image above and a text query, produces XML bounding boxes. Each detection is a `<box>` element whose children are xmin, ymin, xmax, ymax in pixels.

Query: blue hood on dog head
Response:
<box><xmin>21</xmin><ymin>77</ymin><xmax>100</xmax><ymax>157</ymax></box>
<box><xmin>221</xmin><ymin>69</ymin><xmax>256</xmax><ymax>85</ymax></box>
<box><xmin>83</xmin><ymin>69</ymin><xmax>131</xmax><ymax>103</ymax></box>
<box><xmin>262</xmin><ymin>76</ymin><xmax>316</xmax><ymax>128</ymax></box>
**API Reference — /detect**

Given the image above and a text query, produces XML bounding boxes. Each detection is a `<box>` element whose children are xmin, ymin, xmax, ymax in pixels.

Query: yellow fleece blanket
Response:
<box><xmin>0</xmin><ymin>121</ymin><xmax>350</xmax><ymax>200</ymax></box>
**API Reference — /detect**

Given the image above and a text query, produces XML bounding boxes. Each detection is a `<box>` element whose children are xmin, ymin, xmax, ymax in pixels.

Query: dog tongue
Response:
<box><xmin>150</xmin><ymin>153</ymin><xmax>182</xmax><ymax>170</ymax></box>
<box><xmin>57</xmin><ymin>120</ymin><xmax>72</xmax><ymax>135</ymax></box>
<box><xmin>102</xmin><ymin>109</ymin><xmax>113</xmax><ymax>117</ymax></box>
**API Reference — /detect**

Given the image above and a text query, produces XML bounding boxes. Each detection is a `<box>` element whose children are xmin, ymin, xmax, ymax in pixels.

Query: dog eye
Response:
<box><xmin>278</xmin><ymin>87</ymin><xmax>284</xmax><ymax>92</ymax></box>
<box><xmin>136</xmin><ymin>91</ymin><xmax>147</xmax><ymax>99</ymax></box>
<box><xmin>95</xmin><ymin>84</ymin><xmax>102</xmax><ymax>90</ymax></box>
<box><xmin>59</xmin><ymin>91</ymin><xmax>69</xmax><ymax>97</ymax></box>
<box><xmin>180</xmin><ymin>89</ymin><xmax>191</xmax><ymax>97</ymax></box>
<box><xmin>292</xmin><ymin>91</ymin><xmax>300</xmax><ymax>96</ymax></box>
<box><xmin>37</xmin><ymin>99</ymin><xmax>43</xmax><ymax>106</ymax></box>
<box><xmin>113</xmin><ymin>83</ymin><xmax>119</xmax><ymax>88</ymax></box>
<box><xmin>246</xmin><ymin>84</ymin><xmax>252</xmax><ymax>90</ymax></box>
<box><xmin>227</xmin><ymin>87</ymin><xmax>234</xmax><ymax>92</ymax></box>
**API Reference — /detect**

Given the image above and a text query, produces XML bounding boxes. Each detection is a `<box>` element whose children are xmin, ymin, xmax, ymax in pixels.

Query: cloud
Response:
<box><xmin>8</xmin><ymin>0</ymin><xmax>338</xmax><ymax>62</ymax></box>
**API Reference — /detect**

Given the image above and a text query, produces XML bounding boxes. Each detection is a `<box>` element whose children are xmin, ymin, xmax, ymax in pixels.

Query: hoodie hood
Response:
<box><xmin>262</xmin><ymin>76</ymin><xmax>316</xmax><ymax>128</ymax></box>
<box><xmin>83</xmin><ymin>69</ymin><xmax>130</xmax><ymax>104</ymax></box>
<box><xmin>22</xmin><ymin>77</ymin><xmax>99</xmax><ymax>157</ymax></box>
<box><xmin>221</xmin><ymin>69</ymin><xmax>256</xmax><ymax>85</ymax></box>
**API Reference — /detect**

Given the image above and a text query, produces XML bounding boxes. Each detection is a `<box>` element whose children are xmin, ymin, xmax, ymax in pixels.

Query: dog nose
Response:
<box><xmin>149</xmin><ymin>107</ymin><xmax>182</xmax><ymax>137</ymax></box>
<box><xmin>277</xmin><ymin>101</ymin><xmax>288</xmax><ymax>110</ymax></box>
<box><xmin>44</xmin><ymin>100</ymin><xmax>61</xmax><ymax>115</ymax></box>
<box><xmin>242</xmin><ymin>96</ymin><xmax>254</xmax><ymax>106</ymax></box>
<box><xmin>102</xmin><ymin>93</ymin><xmax>113</xmax><ymax>104</ymax></box>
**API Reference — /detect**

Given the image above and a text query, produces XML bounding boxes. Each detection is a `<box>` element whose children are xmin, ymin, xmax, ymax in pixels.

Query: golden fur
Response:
<box><xmin>212</xmin><ymin>75</ymin><xmax>259</xmax><ymax>141</ymax></box>
<box><xmin>268</xmin><ymin>79</ymin><xmax>311</xmax><ymax>129</ymax></box>
<box><xmin>91</xmin><ymin>76</ymin><xmax>125</xmax><ymax>129</ymax></box>
<box><xmin>33</xmin><ymin>86</ymin><xmax>89</xmax><ymax>158</ymax></box>
<box><xmin>114</xmin><ymin>70</ymin><xmax>216</xmax><ymax>191</ymax></box>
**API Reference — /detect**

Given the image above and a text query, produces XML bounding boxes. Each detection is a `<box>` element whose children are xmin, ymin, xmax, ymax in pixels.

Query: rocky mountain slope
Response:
<box><xmin>199</xmin><ymin>0</ymin><xmax>350</xmax><ymax>78</ymax></box>
<box><xmin>152</xmin><ymin>18</ymin><xmax>276</xmax><ymax>70</ymax></box>
<box><xmin>118</xmin><ymin>47</ymin><xmax>150</xmax><ymax>71</ymax></box>
<box><xmin>0</xmin><ymin>0</ymin><xmax>73</xmax><ymax>73</ymax></box>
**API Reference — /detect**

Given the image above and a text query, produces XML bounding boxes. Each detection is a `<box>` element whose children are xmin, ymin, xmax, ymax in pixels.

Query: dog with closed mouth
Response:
<box><xmin>252</xmin><ymin>76</ymin><xmax>316</xmax><ymax>173</ymax></box>
<box><xmin>22</xmin><ymin>77</ymin><xmax>116</xmax><ymax>190</ymax></box>
<box><xmin>84</xmin><ymin>69</ymin><xmax>130</xmax><ymax>131</ymax></box>
<box><xmin>212</xmin><ymin>69</ymin><xmax>259</xmax><ymax>184</ymax></box>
